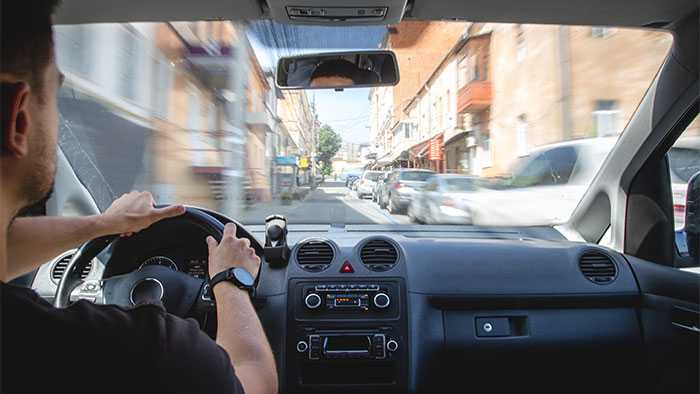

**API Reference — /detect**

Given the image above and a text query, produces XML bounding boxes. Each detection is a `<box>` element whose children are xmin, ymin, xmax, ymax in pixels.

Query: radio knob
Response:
<box><xmin>386</xmin><ymin>339</ymin><xmax>399</xmax><ymax>352</ymax></box>
<box><xmin>296</xmin><ymin>340</ymin><xmax>309</xmax><ymax>353</ymax></box>
<box><xmin>304</xmin><ymin>293</ymin><xmax>322</xmax><ymax>309</ymax></box>
<box><xmin>373</xmin><ymin>292</ymin><xmax>391</xmax><ymax>309</ymax></box>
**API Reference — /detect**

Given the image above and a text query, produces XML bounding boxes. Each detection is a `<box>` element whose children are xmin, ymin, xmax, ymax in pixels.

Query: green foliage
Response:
<box><xmin>317</xmin><ymin>124</ymin><xmax>343</xmax><ymax>170</ymax></box>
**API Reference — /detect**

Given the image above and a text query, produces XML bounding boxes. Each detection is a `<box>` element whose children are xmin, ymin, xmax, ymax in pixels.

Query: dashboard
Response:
<box><xmin>31</xmin><ymin>218</ymin><xmax>699</xmax><ymax>394</ymax></box>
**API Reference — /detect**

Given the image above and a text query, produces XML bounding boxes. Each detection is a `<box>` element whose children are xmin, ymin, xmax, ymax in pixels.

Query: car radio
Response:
<box><xmin>300</xmin><ymin>282</ymin><xmax>395</xmax><ymax>315</ymax></box>
<box><xmin>295</xmin><ymin>331</ymin><xmax>396</xmax><ymax>360</ymax></box>
<box><xmin>287</xmin><ymin>279</ymin><xmax>407</xmax><ymax>390</ymax></box>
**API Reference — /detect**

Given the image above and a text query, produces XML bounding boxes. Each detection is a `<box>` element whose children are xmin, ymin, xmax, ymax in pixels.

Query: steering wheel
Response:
<box><xmin>54</xmin><ymin>207</ymin><xmax>225</xmax><ymax>318</ymax></box>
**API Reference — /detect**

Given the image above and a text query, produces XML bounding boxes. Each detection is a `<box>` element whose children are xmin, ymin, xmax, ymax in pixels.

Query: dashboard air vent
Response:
<box><xmin>51</xmin><ymin>253</ymin><xmax>92</xmax><ymax>282</ymax></box>
<box><xmin>579</xmin><ymin>252</ymin><xmax>617</xmax><ymax>284</ymax></box>
<box><xmin>360</xmin><ymin>239</ymin><xmax>398</xmax><ymax>272</ymax></box>
<box><xmin>297</xmin><ymin>240</ymin><xmax>334</xmax><ymax>272</ymax></box>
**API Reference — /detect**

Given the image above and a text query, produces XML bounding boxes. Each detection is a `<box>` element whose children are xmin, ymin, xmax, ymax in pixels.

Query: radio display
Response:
<box><xmin>333</xmin><ymin>295</ymin><xmax>361</xmax><ymax>307</ymax></box>
<box><xmin>324</xmin><ymin>335</ymin><xmax>370</xmax><ymax>352</ymax></box>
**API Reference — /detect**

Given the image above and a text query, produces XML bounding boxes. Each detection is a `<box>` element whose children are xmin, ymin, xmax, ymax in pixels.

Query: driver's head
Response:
<box><xmin>309</xmin><ymin>59</ymin><xmax>359</xmax><ymax>88</ymax></box>
<box><xmin>1</xmin><ymin>0</ymin><xmax>63</xmax><ymax>211</ymax></box>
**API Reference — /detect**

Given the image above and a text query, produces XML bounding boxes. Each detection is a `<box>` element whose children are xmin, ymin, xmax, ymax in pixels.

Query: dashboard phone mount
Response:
<box><xmin>264</xmin><ymin>214</ymin><xmax>290</xmax><ymax>267</ymax></box>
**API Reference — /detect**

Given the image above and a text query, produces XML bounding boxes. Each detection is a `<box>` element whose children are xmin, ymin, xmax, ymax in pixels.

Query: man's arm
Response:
<box><xmin>207</xmin><ymin>223</ymin><xmax>278</xmax><ymax>394</ymax></box>
<box><xmin>6</xmin><ymin>191</ymin><xmax>184</xmax><ymax>280</ymax></box>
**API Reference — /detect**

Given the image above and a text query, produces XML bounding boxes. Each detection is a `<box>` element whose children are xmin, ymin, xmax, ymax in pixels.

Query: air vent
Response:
<box><xmin>51</xmin><ymin>253</ymin><xmax>92</xmax><ymax>283</ymax></box>
<box><xmin>297</xmin><ymin>240</ymin><xmax>334</xmax><ymax>272</ymax></box>
<box><xmin>579</xmin><ymin>252</ymin><xmax>617</xmax><ymax>284</ymax></box>
<box><xmin>360</xmin><ymin>239</ymin><xmax>398</xmax><ymax>272</ymax></box>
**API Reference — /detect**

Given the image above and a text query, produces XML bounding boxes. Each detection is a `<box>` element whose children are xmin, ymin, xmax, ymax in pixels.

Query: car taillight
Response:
<box><xmin>674</xmin><ymin>204</ymin><xmax>685</xmax><ymax>216</ymax></box>
<box><xmin>442</xmin><ymin>197</ymin><xmax>456</xmax><ymax>208</ymax></box>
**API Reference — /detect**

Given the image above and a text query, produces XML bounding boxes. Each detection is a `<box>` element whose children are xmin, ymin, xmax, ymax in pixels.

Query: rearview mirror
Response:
<box><xmin>276</xmin><ymin>50</ymin><xmax>399</xmax><ymax>90</ymax></box>
<box><xmin>685</xmin><ymin>172</ymin><xmax>700</xmax><ymax>263</ymax></box>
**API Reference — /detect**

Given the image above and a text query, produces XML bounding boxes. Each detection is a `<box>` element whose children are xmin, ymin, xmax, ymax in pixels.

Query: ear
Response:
<box><xmin>1</xmin><ymin>81</ymin><xmax>31</xmax><ymax>158</ymax></box>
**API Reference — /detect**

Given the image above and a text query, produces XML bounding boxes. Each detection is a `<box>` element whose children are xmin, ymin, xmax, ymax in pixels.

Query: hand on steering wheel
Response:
<box><xmin>206</xmin><ymin>223</ymin><xmax>261</xmax><ymax>280</ymax></box>
<box><xmin>53</xmin><ymin>207</ymin><xmax>232</xmax><ymax>319</ymax></box>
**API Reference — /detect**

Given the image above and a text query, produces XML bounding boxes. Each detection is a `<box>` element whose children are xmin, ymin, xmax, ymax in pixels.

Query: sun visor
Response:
<box><xmin>266</xmin><ymin>0</ymin><xmax>407</xmax><ymax>25</ymax></box>
<box><xmin>54</xmin><ymin>0</ymin><xmax>263</xmax><ymax>24</ymax></box>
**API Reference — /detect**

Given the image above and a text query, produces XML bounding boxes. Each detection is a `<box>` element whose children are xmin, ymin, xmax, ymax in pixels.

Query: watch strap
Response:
<box><xmin>209</xmin><ymin>268</ymin><xmax>254</xmax><ymax>295</ymax></box>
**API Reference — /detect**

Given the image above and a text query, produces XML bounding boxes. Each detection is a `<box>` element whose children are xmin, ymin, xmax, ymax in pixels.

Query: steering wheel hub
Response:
<box><xmin>130</xmin><ymin>278</ymin><xmax>164</xmax><ymax>305</ymax></box>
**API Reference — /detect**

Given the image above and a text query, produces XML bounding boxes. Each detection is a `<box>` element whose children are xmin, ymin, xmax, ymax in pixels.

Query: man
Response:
<box><xmin>309</xmin><ymin>59</ymin><xmax>360</xmax><ymax>88</ymax></box>
<box><xmin>1</xmin><ymin>2</ymin><xmax>277</xmax><ymax>393</ymax></box>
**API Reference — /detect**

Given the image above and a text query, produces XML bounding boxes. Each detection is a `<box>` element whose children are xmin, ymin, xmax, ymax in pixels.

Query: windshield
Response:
<box><xmin>55</xmin><ymin>21</ymin><xmax>671</xmax><ymax>226</ymax></box>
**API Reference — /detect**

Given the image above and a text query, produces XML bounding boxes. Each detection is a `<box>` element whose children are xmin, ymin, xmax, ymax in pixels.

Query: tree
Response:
<box><xmin>316</xmin><ymin>124</ymin><xmax>342</xmax><ymax>177</ymax></box>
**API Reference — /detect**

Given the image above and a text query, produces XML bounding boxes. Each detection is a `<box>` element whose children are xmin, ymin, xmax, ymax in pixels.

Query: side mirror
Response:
<box><xmin>685</xmin><ymin>172</ymin><xmax>700</xmax><ymax>263</ymax></box>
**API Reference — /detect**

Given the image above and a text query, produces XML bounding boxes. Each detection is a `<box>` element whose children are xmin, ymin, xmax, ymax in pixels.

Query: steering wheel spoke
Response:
<box><xmin>69</xmin><ymin>279</ymin><xmax>105</xmax><ymax>304</ymax></box>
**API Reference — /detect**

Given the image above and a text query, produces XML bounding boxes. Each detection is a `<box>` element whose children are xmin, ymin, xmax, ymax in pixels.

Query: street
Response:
<box><xmin>237</xmin><ymin>181</ymin><xmax>411</xmax><ymax>225</ymax></box>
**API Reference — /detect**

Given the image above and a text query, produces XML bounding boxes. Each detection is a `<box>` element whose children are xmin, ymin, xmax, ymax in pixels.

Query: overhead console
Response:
<box><xmin>266</xmin><ymin>0</ymin><xmax>407</xmax><ymax>24</ymax></box>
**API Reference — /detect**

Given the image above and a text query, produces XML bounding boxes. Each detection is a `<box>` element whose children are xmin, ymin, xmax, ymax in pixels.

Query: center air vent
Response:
<box><xmin>51</xmin><ymin>253</ymin><xmax>92</xmax><ymax>283</ymax></box>
<box><xmin>579</xmin><ymin>252</ymin><xmax>617</xmax><ymax>284</ymax></box>
<box><xmin>297</xmin><ymin>240</ymin><xmax>334</xmax><ymax>272</ymax></box>
<box><xmin>360</xmin><ymin>239</ymin><xmax>399</xmax><ymax>272</ymax></box>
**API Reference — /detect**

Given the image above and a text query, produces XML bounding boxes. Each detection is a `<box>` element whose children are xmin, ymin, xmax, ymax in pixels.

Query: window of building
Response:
<box><xmin>593</xmin><ymin>100</ymin><xmax>620</xmax><ymax>136</ymax></box>
<box><xmin>152</xmin><ymin>59</ymin><xmax>172</xmax><ymax>118</ymax></box>
<box><xmin>118</xmin><ymin>25</ymin><xmax>140</xmax><ymax>101</ymax></box>
<box><xmin>515</xmin><ymin>25</ymin><xmax>526</xmax><ymax>63</ymax></box>
<box><xmin>516</xmin><ymin>114</ymin><xmax>528</xmax><ymax>156</ymax></box>
<box><xmin>188</xmin><ymin>88</ymin><xmax>204</xmax><ymax>166</ymax></box>
<box><xmin>591</xmin><ymin>27</ymin><xmax>615</xmax><ymax>38</ymax></box>
<box><xmin>480</xmin><ymin>137</ymin><xmax>492</xmax><ymax>168</ymax></box>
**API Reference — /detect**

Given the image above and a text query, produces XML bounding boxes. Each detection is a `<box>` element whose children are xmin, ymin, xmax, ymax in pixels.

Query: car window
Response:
<box><xmin>399</xmin><ymin>172</ymin><xmax>434</xmax><ymax>182</ymax></box>
<box><xmin>670</xmin><ymin>114</ymin><xmax>700</xmax><ymax>241</ymax></box>
<box><xmin>424</xmin><ymin>178</ymin><xmax>438</xmax><ymax>191</ymax></box>
<box><xmin>445</xmin><ymin>178</ymin><xmax>479</xmax><ymax>192</ymax></box>
<box><xmin>544</xmin><ymin>147</ymin><xmax>578</xmax><ymax>184</ymax></box>
<box><xmin>509</xmin><ymin>154</ymin><xmax>552</xmax><ymax>188</ymax></box>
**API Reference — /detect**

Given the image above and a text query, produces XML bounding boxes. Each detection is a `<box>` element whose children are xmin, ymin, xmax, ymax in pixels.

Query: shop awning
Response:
<box><xmin>443</xmin><ymin>130</ymin><xmax>469</xmax><ymax>146</ymax></box>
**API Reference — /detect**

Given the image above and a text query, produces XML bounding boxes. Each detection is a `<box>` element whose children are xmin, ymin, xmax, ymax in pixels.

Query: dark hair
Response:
<box><xmin>1</xmin><ymin>0</ymin><xmax>61</xmax><ymax>91</ymax></box>
<box><xmin>310</xmin><ymin>59</ymin><xmax>362</xmax><ymax>84</ymax></box>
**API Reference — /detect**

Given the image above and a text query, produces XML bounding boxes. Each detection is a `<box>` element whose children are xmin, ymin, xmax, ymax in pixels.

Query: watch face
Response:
<box><xmin>232</xmin><ymin>268</ymin><xmax>255</xmax><ymax>287</ymax></box>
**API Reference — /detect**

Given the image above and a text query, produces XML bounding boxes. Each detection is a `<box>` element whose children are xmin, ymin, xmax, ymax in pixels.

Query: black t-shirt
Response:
<box><xmin>1</xmin><ymin>282</ymin><xmax>245</xmax><ymax>394</ymax></box>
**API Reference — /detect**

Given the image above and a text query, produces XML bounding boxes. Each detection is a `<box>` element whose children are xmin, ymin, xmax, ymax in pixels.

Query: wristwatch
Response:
<box><xmin>209</xmin><ymin>267</ymin><xmax>255</xmax><ymax>295</ymax></box>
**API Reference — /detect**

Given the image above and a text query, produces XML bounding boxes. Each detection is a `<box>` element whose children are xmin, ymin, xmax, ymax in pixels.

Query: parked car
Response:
<box><xmin>669</xmin><ymin>136</ymin><xmax>700</xmax><ymax>229</ymax></box>
<box><xmin>463</xmin><ymin>137</ymin><xmax>616</xmax><ymax>226</ymax></box>
<box><xmin>350</xmin><ymin>177</ymin><xmax>361</xmax><ymax>191</ymax></box>
<box><xmin>345</xmin><ymin>174</ymin><xmax>360</xmax><ymax>188</ymax></box>
<box><xmin>379</xmin><ymin>169</ymin><xmax>436</xmax><ymax>213</ymax></box>
<box><xmin>356</xmin><ymin>171</ymin><xmax>385</xmax><ymax>199</ymax></box>
<box><xmin>408</xmin><ymin>175</ymin><xmax>483</xmax><ymax>224</ymax></box>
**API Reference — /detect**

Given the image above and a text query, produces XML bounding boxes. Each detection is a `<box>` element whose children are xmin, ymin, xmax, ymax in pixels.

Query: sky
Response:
<box><xmin>311</xmin><ymin>89</ymin><xmax>371</xmax><ymax>144</ymax></box>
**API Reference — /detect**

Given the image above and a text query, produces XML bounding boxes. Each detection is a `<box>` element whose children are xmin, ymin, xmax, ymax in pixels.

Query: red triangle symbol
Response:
<box><xmin>340</xmin><ymin>261</ymin><xmax>354</xmax><ymax>273</ymax></box>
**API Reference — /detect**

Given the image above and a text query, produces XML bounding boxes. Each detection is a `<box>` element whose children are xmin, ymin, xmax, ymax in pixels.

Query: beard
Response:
<box><xmin>18</xmin><ymin>138</ymin><xmax>57</xmax><ymax>216</ymax></box>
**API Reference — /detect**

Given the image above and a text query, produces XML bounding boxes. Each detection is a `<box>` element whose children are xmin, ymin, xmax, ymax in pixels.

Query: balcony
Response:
<box><xmin>457</xmin><ymin>81</ymin><xmax>491</xmax><ymax>113</ymax></box>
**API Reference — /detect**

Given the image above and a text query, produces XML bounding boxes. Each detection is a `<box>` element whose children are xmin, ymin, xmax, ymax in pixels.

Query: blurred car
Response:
<box><xmin>408</xmin><ymin>175</ymin><xmax>483</xmax><ymax>224</ymax></box>
<box><xmin>379</xmin><ymin>169</ymin><xmax>436</xmax><ymax>213</ymax></box>
<box><xmin>464</xmin><ymin>137</ymin><xmax>617</xmax><ymax>226</ymax></box>
<box><xmin>350</xmin><ymin>177</ymin><xmax>361</xmax><ymax>191</ymax></box>
<box><xmin>356</xmin><ymin>170</ymin><xmax>385</xmax><ymax>199</ymax></box>
<box><xmin>669</xmin><ymin>136</ymin><xmax>700</xmax><ymax>229</ymax></box>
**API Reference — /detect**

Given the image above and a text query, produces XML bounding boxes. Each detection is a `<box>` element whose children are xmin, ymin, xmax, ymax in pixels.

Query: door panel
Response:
<box><xmin>626</xmin><ymin>255</ymin><xmax>699</xmax><ymax>394</ymax></box>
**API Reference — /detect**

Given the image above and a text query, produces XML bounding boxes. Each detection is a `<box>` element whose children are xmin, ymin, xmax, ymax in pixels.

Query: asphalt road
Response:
<box><xmin>237</xmin><ymin>181</ymin><xmax>411</xmax><ymax>225</ymax></box>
